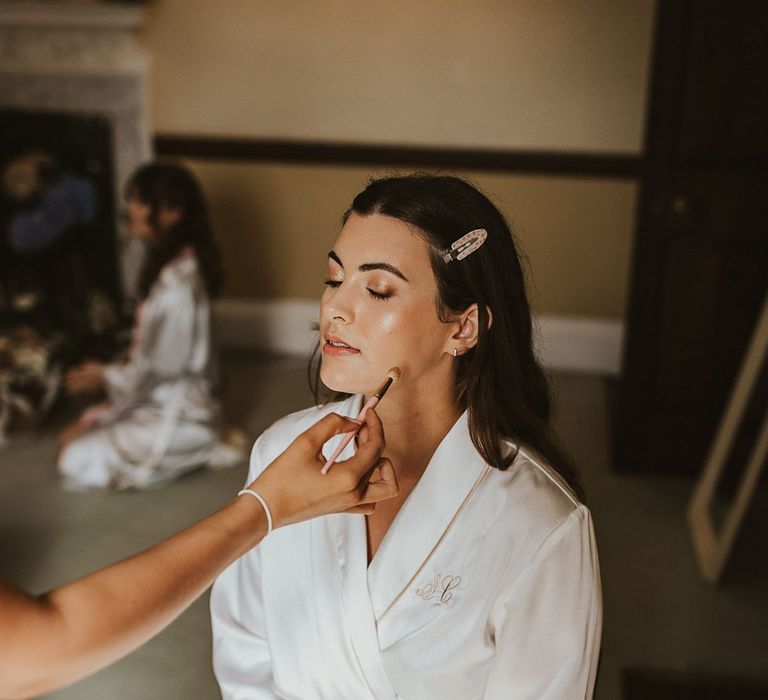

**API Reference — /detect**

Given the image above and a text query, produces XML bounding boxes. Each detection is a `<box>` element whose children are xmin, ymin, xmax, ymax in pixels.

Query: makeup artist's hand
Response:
<box><xmin>0</xmin><ymin>409</ymin><xmax>397</xmax><ymax>700</ymax></box>
<box><xmin>250</xmin><ymin>408</ymin><xmax>398</xmax><ymax>528</ymax></box>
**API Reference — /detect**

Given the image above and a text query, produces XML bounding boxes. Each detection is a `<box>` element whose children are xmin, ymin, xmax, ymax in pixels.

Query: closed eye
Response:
<box><xmin>323</xmin><ymin>278</ymin><xmax>391</xmax><ymax>301</ymax></box>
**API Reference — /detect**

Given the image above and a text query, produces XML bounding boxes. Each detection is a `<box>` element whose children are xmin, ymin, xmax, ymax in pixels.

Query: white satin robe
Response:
<box><xmin>57</xmin><ymin>254</ymin><xmax>219</xmax><ymax>490</ymax></box>
<box><xmin>211</xmin><ymin>394</ymin><xmax>602</xmax><ymax>699</ymax></box>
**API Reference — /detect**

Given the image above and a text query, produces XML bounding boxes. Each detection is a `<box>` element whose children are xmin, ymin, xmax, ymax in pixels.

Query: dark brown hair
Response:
<box><xmin>310</xmin><ymin>174</ymin><xmax>584</xmax><ymax>501</ymax></box>
<box><xmin>128</xmin><ymin>162</ymin><xmax>222</xmax><ymax>300</ymax></box>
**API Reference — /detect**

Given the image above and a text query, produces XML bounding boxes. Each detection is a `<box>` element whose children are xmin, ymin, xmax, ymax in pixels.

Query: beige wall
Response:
<box><xmin>185</xmin><ymin>160</ymin><xmax>637</xmax><ymax>318</ymax></box>
<box><xmin>143</xmin><ymin>0</ymin><xmax>655</xmax><ymax>153</ymax></box>
<box><xmin>142</xmin><ymin>1</ymin><xmax>654</xmax><ymax>319</ymax></box>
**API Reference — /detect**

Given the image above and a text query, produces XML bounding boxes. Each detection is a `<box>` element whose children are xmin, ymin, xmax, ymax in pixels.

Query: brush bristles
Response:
<box><xmin>386</xmin><ymin>367</ymin><xmax>402</xmax><ymax>383</ymax></box>
<box><xmin>373</xmin><ymin>368</ymin><xmax>401</xmax><ymax>401</ymax></box>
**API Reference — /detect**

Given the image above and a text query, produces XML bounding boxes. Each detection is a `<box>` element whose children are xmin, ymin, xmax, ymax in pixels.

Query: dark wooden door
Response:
<box><xmin>615</xmin><ymin>0</ymin><xmax>768</xmax><ymax>474</ymax></box>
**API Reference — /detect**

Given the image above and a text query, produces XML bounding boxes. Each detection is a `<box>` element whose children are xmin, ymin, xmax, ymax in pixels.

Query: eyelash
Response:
<box><xmin>323</xmin><ymin>278</ymin><xmax>391</xmax><ymax>301</ymax></box>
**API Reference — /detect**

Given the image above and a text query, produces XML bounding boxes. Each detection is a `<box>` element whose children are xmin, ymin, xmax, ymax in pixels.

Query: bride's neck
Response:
<box><xmin>372</xmin><ymin>373</ymin><xmax>461</xmax><ymax>480</ymax></box>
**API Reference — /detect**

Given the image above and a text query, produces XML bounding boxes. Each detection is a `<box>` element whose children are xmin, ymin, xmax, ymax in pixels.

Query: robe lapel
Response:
<box><xmin>324</xmin><ymin>399</ymin><xmax>489</xmax><ymax>690</ymax></box>
<box><xmin>325</xmin><ymin>513</ymin><xmax>397</xmax><ymax>699</ymax></box>
<box><xmin>325</xmin><ymin>394</ymin><xmax>397</xmax><ymax>699</ymax></box>
<box><xmin>367</xmin><ymin>412</ymin><xmax>490</xmax><ymax>625</ymax></box>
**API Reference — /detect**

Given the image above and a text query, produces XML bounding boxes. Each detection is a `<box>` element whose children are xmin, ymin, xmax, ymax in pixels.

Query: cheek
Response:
<box><xmin>128</xmin><ymin>207</ymin><xmax>144</xmax><ymax>230</ymax></box>
<box><xmin>371</xmin><ymin>307</ymin><xmax>400</xmax><ymax>335</ymax></box>
<box><xmin>318</xmin><ymin>300</ymin><xmax>446</xmax><ymax>394</ymax></box>
<box><xmin>370</xmin><ymin>303</ymin><xmax>445</xmax><ymax>364</ymax></box>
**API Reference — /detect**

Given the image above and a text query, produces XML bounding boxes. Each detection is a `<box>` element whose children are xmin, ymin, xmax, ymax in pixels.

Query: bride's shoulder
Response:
<box><xmin>247</xmin><ymin>396</ymin><xmax>360</xmax><ymax>475</ymax></box>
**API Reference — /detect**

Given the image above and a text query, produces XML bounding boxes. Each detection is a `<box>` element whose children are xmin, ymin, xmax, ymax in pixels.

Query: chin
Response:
<box><xmin>319</xmin><ymin>361</ymin><xmax>376</xmax><ymax>396</ymax></box>
<box><xmin>319</xmin><ymin>368</ymin><xmax>359</xmax><ymax>395</ymax></box>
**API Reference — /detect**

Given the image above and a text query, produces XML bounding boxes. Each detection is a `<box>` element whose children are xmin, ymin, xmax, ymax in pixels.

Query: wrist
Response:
<box><xmin>228</xmin><ymin>494</ymin><xmax>270</xmax><ymax>547</ymax></box>
<box><xmin>247</xmin><ymin>475</ymin><xmax>288</xmax><ymax>530</ymax></box>
<box><xmin>237</xmin><ymin>489</ymin><xmax>273</xmax><ymax>535</ymax></box>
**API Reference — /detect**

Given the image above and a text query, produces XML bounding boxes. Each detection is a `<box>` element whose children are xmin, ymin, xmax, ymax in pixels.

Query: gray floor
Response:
<box><xmin>1</xmin><ymin>353</ymin><xmax>766</xmax><ymax>699</ymax></box>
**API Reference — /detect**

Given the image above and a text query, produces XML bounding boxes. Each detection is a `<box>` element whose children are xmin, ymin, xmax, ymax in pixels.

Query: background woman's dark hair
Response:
<box><xmin>310</xmin><ymin>174</ymin><xmax>584</xmax><ymax>501</ymax></box>
<box><xmin>128</xmin><ymin>162</ymin><xmax>222</xmax><ymax>300</ymax></box>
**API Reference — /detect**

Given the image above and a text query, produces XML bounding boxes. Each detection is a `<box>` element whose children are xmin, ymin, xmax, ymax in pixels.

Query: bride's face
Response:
<box><xmin>319</xmin><ymin>213</ymin><xmax>453</xmax><ymax>395</ymax></box>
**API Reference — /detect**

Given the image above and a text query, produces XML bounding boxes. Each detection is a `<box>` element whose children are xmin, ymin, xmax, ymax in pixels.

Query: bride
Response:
<box><xmin>211</xmin><ymin>174</ymin><xmax>602</xmax><ymax>699</ymax></box>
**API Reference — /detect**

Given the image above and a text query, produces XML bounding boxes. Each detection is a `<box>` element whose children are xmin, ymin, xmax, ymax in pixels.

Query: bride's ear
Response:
<box><xmin>445</xmin><ymin>303</ymin><xmax>492</xmax><ymax>356</ymax></box>
<box><xmin>483</xmin><ymin>304</ymin><xmax>493</xmax><ymax>332</ymax></box>
<box><xmin>457</xmin><ymin>304</ymin><xmax>480</xmax><ymax>347</ymax></box>
<box><xmin>445</xmin><ymin>304</ymin><xmax>493</xmax><ymax>357</ymax></box>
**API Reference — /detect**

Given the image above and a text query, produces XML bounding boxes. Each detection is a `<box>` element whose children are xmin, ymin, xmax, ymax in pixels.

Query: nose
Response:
<box><xmin>322</xmin><ymin>282</ymin><xmax>355</xmax><ymax>326</ymax></box>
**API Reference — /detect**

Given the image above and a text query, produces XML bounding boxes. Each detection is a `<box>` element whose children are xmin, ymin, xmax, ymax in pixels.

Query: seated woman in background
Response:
<box><xmin>211</xmin><ymin>175</ymin><xmax>602</xmax><ymax>699</ymax></box>
<box><xmin>58</xmin><ymin>162</ymin><xmax>227</xmax><ymax>491</ymax></box>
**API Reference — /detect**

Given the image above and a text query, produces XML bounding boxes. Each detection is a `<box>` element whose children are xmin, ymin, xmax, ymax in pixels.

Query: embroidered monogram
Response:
<box><xmin>415</xmin><ymin>574</ymin><xmax>462</xmax><ymax>606</ymax></box>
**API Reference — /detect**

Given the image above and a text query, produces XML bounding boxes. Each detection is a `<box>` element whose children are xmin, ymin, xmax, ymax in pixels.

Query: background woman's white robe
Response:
<box><xmin>211</xmin><ymin>395</ymin><xmax>602</xmax><ymax>699</ymax></box>
<box><xmin>58</xmin><ymin>255</ymin><xmax>218</xmax><ymax>490</ymax></box>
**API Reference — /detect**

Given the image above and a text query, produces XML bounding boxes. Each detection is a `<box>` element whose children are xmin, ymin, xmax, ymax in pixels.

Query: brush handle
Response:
<box><xmin>320</xmin><ymin>396</ymin><xmax>380</xmax><ymax>474</ymax></box>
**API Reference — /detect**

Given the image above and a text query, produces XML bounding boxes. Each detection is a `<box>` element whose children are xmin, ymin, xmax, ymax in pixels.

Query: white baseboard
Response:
<box><xmin>212</xmin><ymin>298</ymin><xmax>320</xmax><ymax>357</ymax></box>
<box><xmin>534</xmin><ymin>316</ymin><xmax>624</xmax><ymax>376</ymax></box>
<box><xmin>213</xmin><ymin>298</ymin><xmax>624</xmax><ymax>376</ymax></box>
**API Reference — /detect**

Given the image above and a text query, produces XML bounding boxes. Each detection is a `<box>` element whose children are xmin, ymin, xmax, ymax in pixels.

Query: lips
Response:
<box><xmin>322</xmin><ymin>333</ymin><xmax>360</xmax><ymax>356</ymax></box>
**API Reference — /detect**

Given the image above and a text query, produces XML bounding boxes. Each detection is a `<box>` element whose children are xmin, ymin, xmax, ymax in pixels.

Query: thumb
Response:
<box><xmin>357</xmin><ymin>458</ymin><xmax>399</xmax><ymax>505</ymax></box>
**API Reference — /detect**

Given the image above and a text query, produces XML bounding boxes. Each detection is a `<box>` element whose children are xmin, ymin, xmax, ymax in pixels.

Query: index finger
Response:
<box><xmin>334</xmin><ymin>412</ymin><xmax>385</xmax><ymax>481</ymax></box>
<box><xmin>299</xmin><ymin>412</ymin><xmax>362</xmax><ymax>449</ymax></box>
<box><xmin>357</xmin><ymin>407</ymin><xmax>384</xmax><ymax>449</ymax></box>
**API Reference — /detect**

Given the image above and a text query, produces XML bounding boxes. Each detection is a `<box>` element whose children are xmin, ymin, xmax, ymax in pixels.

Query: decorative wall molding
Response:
<box><xmin>155</xmin><ymin>134</ymin><xmax>642</xmax><ymax>179</ymax></box>
<box><xmin>213</xmin><ymin>298</ymin><xmax>624</xmax><ymax>376</ymax></box>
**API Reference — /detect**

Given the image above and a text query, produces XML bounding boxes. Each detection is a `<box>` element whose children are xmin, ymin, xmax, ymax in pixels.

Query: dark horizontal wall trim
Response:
<box><xmin>154</xmin><ymin>134</ymin><xmax>642</xmax><ymax>179</ymax></box>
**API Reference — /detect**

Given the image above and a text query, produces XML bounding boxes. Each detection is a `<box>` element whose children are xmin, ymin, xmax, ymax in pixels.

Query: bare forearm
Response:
<box><xmin>0</xmin><ymin>409</ymin><xmax>394</xmax><ymax>698</ymax></box>
<box><xmin>0</xmin><ymin>496</ymin><xmax>266</xmax><ymax>699</ymax></box>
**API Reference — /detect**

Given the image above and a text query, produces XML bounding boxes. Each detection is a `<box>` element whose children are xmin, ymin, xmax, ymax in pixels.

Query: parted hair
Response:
<box><xmin>128</xmin><ymin>162</ymin><xmax>222</xmax><ymax>301</ymax></box>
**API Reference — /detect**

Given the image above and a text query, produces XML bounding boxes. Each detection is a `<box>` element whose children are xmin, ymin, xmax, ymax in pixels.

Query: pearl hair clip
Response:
<box><xmin>442</xmin><ymin>228</ymin><xmax>488</xmax><ymax>263</ymax></box>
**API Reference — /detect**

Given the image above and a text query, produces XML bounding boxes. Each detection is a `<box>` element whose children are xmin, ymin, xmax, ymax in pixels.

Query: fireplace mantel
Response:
<box><xmin>0</xmin><ymin>0</ymin><xmax>151</xmax><ymax>297</ymax></box>
<box><xmin>0</xmin><ymin>0</ymin><xmax>143</xmax><ymax>29</ymax></box>
<box><xmin>0</xmin><ymin>1</ymin><xmax>147</xmax><ymax>74</ymax></box>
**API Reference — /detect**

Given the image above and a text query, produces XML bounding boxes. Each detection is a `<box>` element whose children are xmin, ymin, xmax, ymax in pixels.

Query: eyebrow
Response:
<box><xmin>328</xmin><ymin>250</ymin><xmax>409</xmax><ymax>282</ymax></box>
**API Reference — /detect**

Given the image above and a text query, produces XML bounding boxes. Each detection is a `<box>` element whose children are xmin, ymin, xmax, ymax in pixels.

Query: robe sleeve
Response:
<box><xmin>103</xmin><ymin>282</ymin><xmax>197</xmax><ymax>404</ymax></box>
<box><xmin>483</xmin><ymin>504</ymin><xmax>602</xmax><ymax>700</ymax></box>
<box><xmin>210</xmin><ymin>436</ymin><xmax>278</xmax><ymax>699</ymax></box>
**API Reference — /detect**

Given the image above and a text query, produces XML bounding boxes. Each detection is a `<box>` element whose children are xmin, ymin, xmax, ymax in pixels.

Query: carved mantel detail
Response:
<box><xmin>0</xmin><ymin>0</ymin><xmax>151</xmax><ymax>296</ymax></box>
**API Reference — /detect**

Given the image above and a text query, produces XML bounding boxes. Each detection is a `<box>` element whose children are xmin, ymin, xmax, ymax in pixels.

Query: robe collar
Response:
<box><xmin>366</xmin><ymin>406</ymin><xmax>490</xmax><ymax>621</ymax></box>
<box><xmin>326</xmin><ymin>393</ymin><xmax>489</xmax><ymax>647</ymax></box>
<box><xmin>325</xmin><ymin>395</ymin><xmax>396</xmax><ymax>698</ymax></box>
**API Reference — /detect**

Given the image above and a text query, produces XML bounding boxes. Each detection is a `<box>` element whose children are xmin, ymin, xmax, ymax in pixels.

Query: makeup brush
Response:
<box><xmin>321</xmin><ymin>367</ymin><xmax>402</xmax><ymax>475</ymax></box>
